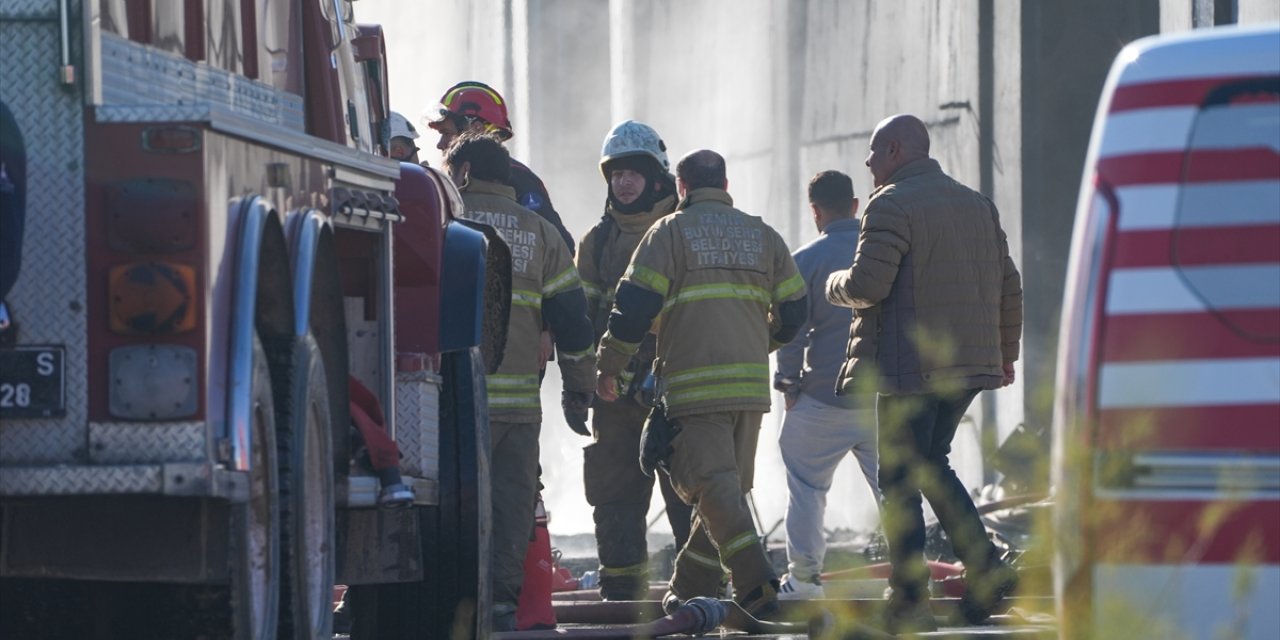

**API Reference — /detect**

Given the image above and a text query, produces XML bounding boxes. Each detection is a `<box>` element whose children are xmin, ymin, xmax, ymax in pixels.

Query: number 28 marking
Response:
<box><xmin>0</xmin><ymin>383</ymin><xmax>32</xmax><ymax>408</ymax></box>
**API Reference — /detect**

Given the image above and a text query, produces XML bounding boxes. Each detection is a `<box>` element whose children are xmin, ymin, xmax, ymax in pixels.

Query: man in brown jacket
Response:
<box><xmin>826</xmin><ymin>114</ymin><xmax>1023</xmax><ymax>634</ymax></box>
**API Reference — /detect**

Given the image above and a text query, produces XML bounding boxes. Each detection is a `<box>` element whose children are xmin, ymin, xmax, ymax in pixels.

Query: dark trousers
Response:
<box><xmin>877</xmin><ymin>388</ymin><xmax>998</xmax><ymax>603</ymax></box>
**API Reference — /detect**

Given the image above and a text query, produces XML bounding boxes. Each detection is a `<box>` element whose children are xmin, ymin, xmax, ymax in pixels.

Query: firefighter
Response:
<box><xmin>386</xmin><ymin>111</ymin><xmax>421</xmax><ymax>163</ymax></box>
<box><xmin>427</xmin><ymin>81</ymin><xmax>575</xmax><ymax>254</ymax></box>
<box><xmin>443</xmin><ymin>131</ymin><xmax>597</xmax><ymax>632</ymax></box>
<box><xmin>577</xmin><ymin>120</ymin><xmax>694</xmax><ymax>601</ymax></box>
<box><xmin>596</xmin><ymin>149</ymin><xmax>808</xmax><ymax>620</ymax></box>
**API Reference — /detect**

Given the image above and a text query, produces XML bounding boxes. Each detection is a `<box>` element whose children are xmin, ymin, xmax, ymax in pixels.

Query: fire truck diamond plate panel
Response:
<box><xmin>395</xmin><ymin>371</ymin><xmax>441</xmax><ymax>480</ymax></box>
<box><xmin>0</xmin><ymin>0</ymin><xmax>61</xmax><ymax>19</ymax></box>
<box><xmin>89</xmin><ymin>422</ymin><xmax>207</xmax><ymax>464</ymax></box>
<box><xmin>0</xmin><ymin>465</ymin><xmax>163</xmax><ymax>496</ymax></box>
<box><xmin>99</xmin><ymin>32</ymin><xmax>305</xmax><ymax>131</ymax></box>
<box><xmin>0</xmin><ymin>10</ymin><xmax>89</xmax><ymax>464</ymax></box>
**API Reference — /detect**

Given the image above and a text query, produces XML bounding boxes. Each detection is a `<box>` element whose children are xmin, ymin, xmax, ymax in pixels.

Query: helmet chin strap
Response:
<box><xmin>609</xmin><ymin>170</ymin><xmax>671</xmax><ymax>214</ymax></box>
<box><xmin>608</xmin><ymin>191</ymin><xmax>653</xmax><ymax>214</ymax></box>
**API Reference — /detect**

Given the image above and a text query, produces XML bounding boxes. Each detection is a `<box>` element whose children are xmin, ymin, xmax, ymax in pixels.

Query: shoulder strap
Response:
<box><xmin>592</xmin><ymin>210</ymin><xmax>614</xmax><ymax>273</ymax></box>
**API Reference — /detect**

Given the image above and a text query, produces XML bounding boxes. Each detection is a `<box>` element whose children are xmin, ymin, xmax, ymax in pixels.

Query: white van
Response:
<box><xmin>1052</xmin><ymin>24</ymin><xmax>1280</xmax><ymax>640</ymax></box>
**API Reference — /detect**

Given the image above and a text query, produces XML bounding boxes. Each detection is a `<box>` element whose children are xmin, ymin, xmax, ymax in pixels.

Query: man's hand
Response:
<box><xmin>562</xmin><ymin>390</ymin><xmax>592</xmax><ymax>436</ymax></box>
<box><xmin>1001</xmin><ymin>362</ymin><xmax>1016</xmax><ymax>387</ymax></box>
<box><xmin>774</xmin><ymin>375</ymin><xmax>801</xmax><ymax>410</ymax></box>
<box><xmin>825</xmin><ymin>270</ymin><xmax>850</xmax><ymax>307</ymax></box>
<box><xmin>596</xmin><ymin>374</ymin><xmax>619</xmax><ymax>402</ymax></box>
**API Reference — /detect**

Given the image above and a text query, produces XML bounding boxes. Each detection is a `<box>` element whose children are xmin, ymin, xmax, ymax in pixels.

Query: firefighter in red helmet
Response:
<box><xmin>445</xmin><ymin>131</ymin><xmax>597</xmax><ymax>632</ymax></box>
<box><xmin>427</xmin><ymin>81</ymin><xmax>574</xmax><ymax>254</ymax></box>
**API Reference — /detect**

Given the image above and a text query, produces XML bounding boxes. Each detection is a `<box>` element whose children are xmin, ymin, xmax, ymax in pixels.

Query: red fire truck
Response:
<box><xmin>0</xmin><ymin>2</ymin><xmax>497</xmax><ymax>639</ymax></box>
<box><xmin>1053</xmin><ymin>24</ymin><xmax>1280</xmax><ymax>640</ymax></box>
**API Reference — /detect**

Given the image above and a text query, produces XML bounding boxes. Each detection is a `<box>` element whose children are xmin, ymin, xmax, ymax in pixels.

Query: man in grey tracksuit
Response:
<box><xmin>773</xmin><ymin>170</ymin><xmax>880</xmax><ymax>600</ymax></box>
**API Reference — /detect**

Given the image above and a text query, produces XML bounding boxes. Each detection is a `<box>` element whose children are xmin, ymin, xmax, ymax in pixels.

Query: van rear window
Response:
<box><xmin>1171</xmin><ymin>77</ymin><xmax>1280</xmax><ymax>342</ymax></box>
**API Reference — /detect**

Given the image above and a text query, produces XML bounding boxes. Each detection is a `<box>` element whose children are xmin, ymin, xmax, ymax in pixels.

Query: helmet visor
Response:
<box><xmin>426</xmin><ymin>104</ymin><xmax>459</xmax><ymax>131</ymax></box>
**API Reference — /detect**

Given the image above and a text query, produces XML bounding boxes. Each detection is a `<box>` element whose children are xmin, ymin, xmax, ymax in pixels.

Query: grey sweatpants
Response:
<box><xmin>779</xmin><ymin>394</ymin><xmax>880</xmax><ymax>580</ymax></box>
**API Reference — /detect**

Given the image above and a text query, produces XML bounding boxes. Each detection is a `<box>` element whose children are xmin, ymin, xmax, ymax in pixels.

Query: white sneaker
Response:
<box><xmin>777</xmin><ymin>573</ymin><xmax>825</xmax><ymax>600</ymax></box>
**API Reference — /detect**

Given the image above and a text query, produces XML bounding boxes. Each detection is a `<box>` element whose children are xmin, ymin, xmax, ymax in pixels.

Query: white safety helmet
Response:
<box><xmin>389</xmin><ymin>111</ymin><xmax>420</xmax><ymax>141</ymax></box>
<box><xmin>599</xmin><ymin>120</ymin><xmax>668</xmax><ymax>179</ymax></box>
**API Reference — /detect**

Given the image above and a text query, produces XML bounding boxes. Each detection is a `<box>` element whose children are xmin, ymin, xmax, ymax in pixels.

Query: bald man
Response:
<box><xmin>826</xmin><ymin>115</ymin><xmax>1023</xmax><ymax>634</ymax></box>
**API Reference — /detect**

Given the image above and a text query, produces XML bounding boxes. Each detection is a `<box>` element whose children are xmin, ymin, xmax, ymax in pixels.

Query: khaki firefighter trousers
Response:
<box><xmin>665</xmin><ymin>410</ymin><xmax>775</xmax><ymax>603</ymax></box>
<box><xmin>490</xmin><ymin>421</ymin><xmax>541</xmax><ymax>609</ymax></box>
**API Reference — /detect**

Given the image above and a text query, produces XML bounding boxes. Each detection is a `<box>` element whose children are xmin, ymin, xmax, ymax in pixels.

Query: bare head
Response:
<box><xmin>807</xmin><ymin>170</ymin><xmax>859</xmax><ymax>233</ymax></box>
<box><xmin>443</xmin><ymin>130</ymin><xmax>511</xmax><ymax>187</ymax></box>
<box><xmin>675</xmin><ymin>149</ymin><xmax>727</xmax><ymax>197</ymax></box>
<box><xmin>865</xmin><ymin>114</ymin><xmax>930</xmax><ymax>187</ymax></box>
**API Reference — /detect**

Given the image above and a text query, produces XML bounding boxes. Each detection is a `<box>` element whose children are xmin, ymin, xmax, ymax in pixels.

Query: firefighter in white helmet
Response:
<box><xmin>576</xmin><ymin>120</ymin><xmax>694</xmax><ymax>601</ymax></box>
<box><xmin>387</xmin><ymin>111</ymin><xmax>421</xmax><ymax>163</ymax></box>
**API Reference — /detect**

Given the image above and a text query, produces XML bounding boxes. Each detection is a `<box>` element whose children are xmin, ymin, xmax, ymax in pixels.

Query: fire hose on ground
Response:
<box><xmin>490</xmin><ymin>596</ymin><xmax>891</xmax><ymax>639</ymax></box>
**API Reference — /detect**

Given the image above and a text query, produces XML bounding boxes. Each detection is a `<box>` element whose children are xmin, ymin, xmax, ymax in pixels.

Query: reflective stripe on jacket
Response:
<box><xmin>599</xmin><ymin>188</ymin><xmax>804</xmax><ymax>418</ymax></box>
<box><xmin>577</xmin><ymin>194</ymin><xmax>677</xmax><ymax>394</ymax></box>
<box><xmin>577</xmin><ymin>194</ymin><xmax>677</xmax><ymax>336</ymax></box>
<box><xmin>460</xmin><ymin>179</ymin><xmax>595</xmax><ymax>421</ymax></box>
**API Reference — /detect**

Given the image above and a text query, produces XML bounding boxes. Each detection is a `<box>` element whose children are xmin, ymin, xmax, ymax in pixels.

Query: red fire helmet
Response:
<box><xmin>427</xmin><ymin>81</ymin><xmax>514</xmax><ymax>140</ymax></box>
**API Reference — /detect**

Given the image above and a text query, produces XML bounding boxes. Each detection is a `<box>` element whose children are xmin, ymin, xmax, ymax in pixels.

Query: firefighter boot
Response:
<box><xmin>737</xmin><ymin>578</ymin><xmax>781</xmax><ymax>621</ymax></box>
<box><xmin>594</xmin><ymin>502</ymin><xmax>650</xmax><ymax>600</ymax></box>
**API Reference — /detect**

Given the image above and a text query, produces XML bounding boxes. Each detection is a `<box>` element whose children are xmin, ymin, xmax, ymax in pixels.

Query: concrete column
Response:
<box><xmin>520</xmin><ymin>0</ymin><xmax>612</xmax><ymax>238</ymax></box>
<box><xmin>1238</xmin><ymin>0</ymin><xmax>1280</xmax><ymax>23</ymax></box>
<box><xmin>608</xmin><ymin>0</ymin><xmax>635</xmax><ymax>123</ymax></box>
<box><xmin>990</xmin><ymin>2</ymin><xmax>1025</xmax><ymax>449</ymax></box>
<box><xmin>771</xmin><ymin>0</ymin><xmax>807</xmax><ymax>249</ymax></box>
<box><xmin>1194</xmin><ymin>0</ymin><xmax>1217</xmax><ymax>26</ymax></box>
<box><xmin>510</xmin><ymin>0</ymin><xmax>530</xmax><ymax>162</ymax></box>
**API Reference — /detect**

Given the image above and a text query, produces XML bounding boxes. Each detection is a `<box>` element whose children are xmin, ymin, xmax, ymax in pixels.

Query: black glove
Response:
<box><xmin>562</xmin><ymin>390</ymin><xmax>592</xmax><ymax>436</ymax></box>
<box><xmin>639</xmin><ymin>404</ymin><xmax>676</xmax><ymax>477</ymax></box>
<box><xmin>773</xmin><ymin>374</ymin><xmax>800</xmax><ymax>395</ymax></box>
<box><xmin>774</xmin><ymin>374</ymin><xmax>801</xmax><ymax>408</ymax></box>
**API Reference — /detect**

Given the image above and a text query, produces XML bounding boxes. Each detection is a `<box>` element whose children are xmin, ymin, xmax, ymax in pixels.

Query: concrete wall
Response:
<box><xmin>1162</xmin><ymin>0</ymin><xmax>1280</xmax><ymax>31</ymax></box>
<box><xmin>353</xmin><ymin>0</ymin><xmax>1279</xmax><ymax>534</ymax></box>
<box><xmin>354</xmin><ymin>0</ymin><xmax>515</xmax><ymax>163</ymax></box>
<box><xmin>521</xmin><ymin>0</ymin><xmax>612</xmax><ymax>238</ymax></box>
<box><xmin>621</xmin><ymin>0</ymin><xmax>785</xmax><ymax>231</ymax></box>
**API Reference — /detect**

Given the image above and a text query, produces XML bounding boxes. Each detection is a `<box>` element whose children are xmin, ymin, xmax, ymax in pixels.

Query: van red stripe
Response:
<box><xmin>1110</xmin><ymin>76</ymin><xmax>1277</xmax><ymax>112</ymax></box>
<box><xmin>1097</xmin><ymin>404</ymin><xmax>1280</xmax><ymax>451</ymax></box>
<box><xmin>1094</xmin><ymin>499</ymin><xmax>1280</xmax><ymax>564</ymax></box>
<box><xmin>1100</xmin><ymin>149</ymin><xmax>1280</xmax><ymax>186</ymax></box>
<box><xmin>1100</xmin><ymin>310</ymin><xmax>1280</xmax><ymax>362</ymax></box>
<box><xmin>1109</xmin><ymin>226</ymin><xmax>1280</xmax><ymax>268</ymax></box>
